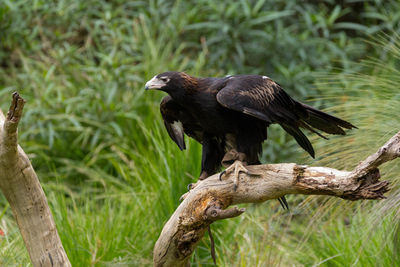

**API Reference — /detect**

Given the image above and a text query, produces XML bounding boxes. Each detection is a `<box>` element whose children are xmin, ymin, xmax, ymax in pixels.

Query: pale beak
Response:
<box><xmin>145</xmin><ymin>76</ymin><xmax>165</xmax><ymax>90</ymax></box>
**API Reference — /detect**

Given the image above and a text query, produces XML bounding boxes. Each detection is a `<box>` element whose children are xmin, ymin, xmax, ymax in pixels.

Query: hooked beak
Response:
<box><xmin>145</xmin><ymin>76</ymin><xmax>165</xmax><ymax>90</ymax></box>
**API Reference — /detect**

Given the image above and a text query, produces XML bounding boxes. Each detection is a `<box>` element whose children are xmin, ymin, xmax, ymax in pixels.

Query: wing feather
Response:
<box><xmin>160</xmin><ymin>96</ymin><xmax>203</xmax><ymax>150</ymax></box>
<box><xmin>215</xmin><ymin>75</ymin><xmax>355</xmax><ymax>157</ymax></box>
<box><xmin>216</xmin><ymin>76</ymin><xmax>299</xmax><ymax>124</ymax></box>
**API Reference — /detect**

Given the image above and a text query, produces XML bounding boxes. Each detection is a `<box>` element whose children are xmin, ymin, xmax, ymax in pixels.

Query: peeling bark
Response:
<box><xmin>153</xmin><ymin>130</ymin><xmax>400</xmax><ymax>267</ymax></box>
<box><xmin>0</xmin><ymin>93</ymin><xmax>71</xmax><ymax>267</ymax></box>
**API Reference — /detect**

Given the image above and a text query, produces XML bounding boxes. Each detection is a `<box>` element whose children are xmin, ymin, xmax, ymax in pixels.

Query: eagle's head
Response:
<box><xmin>145</xmin><ymin>71</ymin><xmax>197</xmax><ymax>94</ymax></box>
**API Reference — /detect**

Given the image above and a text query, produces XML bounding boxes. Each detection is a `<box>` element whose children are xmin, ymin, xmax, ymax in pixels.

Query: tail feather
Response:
<box><xmin>298</xmin><ymin>102</ymin><xmax>357</xmax><ymax>135</ymax></box>
<box><xmin>281</xmin><ymin>124</ymin><xmax>315</xmax><ymax>158</ymax></box>
<box><xmin>299</xmin><ymin>121</ymin><xmax>329</xmax><ymax>140</ymax></box>
<box><xmin>279</xmin><ymin>101</ymin><xmax>356</xmax><ymax>158</ymax></box>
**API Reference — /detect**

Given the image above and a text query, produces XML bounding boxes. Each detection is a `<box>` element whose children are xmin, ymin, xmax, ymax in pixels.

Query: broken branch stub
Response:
<box><xmin>153</xmin><ymin>130</ymin><xmax>400</xmax><ymax>267</ymax></box>
<box><xmin>0</xmin><ymin>93</ymin><xmax>71</xmax><ymax>267</ymax></box>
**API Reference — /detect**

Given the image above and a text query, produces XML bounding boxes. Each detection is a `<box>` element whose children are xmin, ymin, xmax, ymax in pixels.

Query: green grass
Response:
<box><xmin>277</xmin><ymin>34</ymin><xmax>400</xmax><ymax>267</ymax></box>
<box><xmin>1</xmin><ymin>1</ymin><xmax>400</xmax><ymax>266</ymax></box>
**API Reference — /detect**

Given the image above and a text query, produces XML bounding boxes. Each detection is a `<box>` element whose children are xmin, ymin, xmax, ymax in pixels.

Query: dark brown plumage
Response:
<box><xmin>146</xmin><ymin>71</ymin><xmax>356</xmax><ymax>207</ymax></box>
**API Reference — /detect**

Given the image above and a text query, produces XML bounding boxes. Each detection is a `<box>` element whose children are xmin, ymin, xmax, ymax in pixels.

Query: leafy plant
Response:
<box><xmin>0</xmin><ymin>0</ymin><xmax>400</xmax><ymax>266</ymax></box>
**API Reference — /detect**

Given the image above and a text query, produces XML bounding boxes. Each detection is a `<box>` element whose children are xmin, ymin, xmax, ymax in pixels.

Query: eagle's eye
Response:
<box><xmin>160</xmin><ymin>77</ymin><xmax>169</xmax><ymax>83</ymax></box>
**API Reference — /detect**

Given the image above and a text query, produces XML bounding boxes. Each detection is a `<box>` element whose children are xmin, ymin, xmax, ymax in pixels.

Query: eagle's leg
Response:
<box><xmin>220</xmin><ymin>160</ymin><xmax>256</xmax><ymax>190</ymax></box>
<box><xmin>199</xmin><ymin>135</ymin><xmax>225</xmax><ymax>181</ymax></box>
<box><xmin>219</xmin><ymin>150</ymin><xmax>290</xmax><ymax>210</ymax></box>
<box><xmin>219</xmin><ymin>150</ymin><xmax>261</xmax><ymax>191</ymax></box>
<box><xmin>199</xmin><ymin>171</ymin><xmax>210</xmax><ymax>181</ymax></box>
<box><xmin>183</xmin><ymin>136</ymin><xmax>223</xmax><ymax>195</ymax></box>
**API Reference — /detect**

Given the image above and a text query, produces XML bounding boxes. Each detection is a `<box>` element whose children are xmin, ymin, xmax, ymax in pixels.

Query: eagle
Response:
<box><xmin>145</xmin><ymin>71</ymin><xmax>356</xmax><ymax>208</ymax></box>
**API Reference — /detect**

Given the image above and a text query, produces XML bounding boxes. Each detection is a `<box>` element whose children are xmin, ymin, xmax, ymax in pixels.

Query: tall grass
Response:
<box><xmin>277</xmin><ymin>35</ymin><xmax>400</xmax><ymax>266</ymax></box>
<box><xmin>0</xmin><ymin>0</ymin><xmax>400</xmax><ymax>266</ymax></box>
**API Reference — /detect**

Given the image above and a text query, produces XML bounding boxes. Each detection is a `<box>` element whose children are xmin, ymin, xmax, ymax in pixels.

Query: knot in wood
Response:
<box><xmin>209</xmin><ymin>209</ymin><xmax>218</xmax><ymax>218</ymax></box>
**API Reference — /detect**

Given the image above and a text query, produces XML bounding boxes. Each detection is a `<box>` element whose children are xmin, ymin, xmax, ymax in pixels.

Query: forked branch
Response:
<box><xmin>153</xmin><ymin>130</ymin><xmax>400</xmax><ymax>267</ymax></box>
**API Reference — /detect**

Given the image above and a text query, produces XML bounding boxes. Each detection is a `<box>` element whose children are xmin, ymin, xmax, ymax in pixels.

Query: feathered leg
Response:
<box><xmin>199</xmin><ymin>135</ymin><xmax>224</xmax><ymax>180</ymax></box>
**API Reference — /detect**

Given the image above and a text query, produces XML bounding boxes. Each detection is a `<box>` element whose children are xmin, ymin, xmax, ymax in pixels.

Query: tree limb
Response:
<box><xmin>0</xmin><ymin>93</ymin><xmax>71</xmax><ymax>267</ymax></box>
<box><xmin>153</xmin><ymin>130</ymin><xmax>400</xmax><ymax>267</ymax></box>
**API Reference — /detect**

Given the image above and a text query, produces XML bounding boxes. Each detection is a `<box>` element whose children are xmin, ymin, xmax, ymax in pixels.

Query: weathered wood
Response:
<box><xmin>0</xmin><ymin>93</ymin><xmax>71</xmax><ymax>267</ymax></box>
<box><xmin>153</xmin><ymin>130</ymin><xmax>400</xmax><ymax>267</ymax></box>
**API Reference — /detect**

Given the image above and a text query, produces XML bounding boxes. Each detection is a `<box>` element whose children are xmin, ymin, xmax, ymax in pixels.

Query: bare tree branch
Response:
<box><xmin>0</xmin><ymin>93</ymin><xmax>71</xmax><ymax>267</ymax></box>
<box><xmin>153</xmin><ymin>130</ymin><xmax>400</xmax><ymax>267</ymax></box>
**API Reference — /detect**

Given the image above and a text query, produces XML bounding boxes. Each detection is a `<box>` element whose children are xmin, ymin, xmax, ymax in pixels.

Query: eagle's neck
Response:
<box><xmin>167</xmin><ymin>74</ymin><xmax>200</xmax><ymax>104</ymax></box>
<box><xmin>180</xmin><ymin>73</ymin><xmax>199</xmax><ymax>90</ymax></box>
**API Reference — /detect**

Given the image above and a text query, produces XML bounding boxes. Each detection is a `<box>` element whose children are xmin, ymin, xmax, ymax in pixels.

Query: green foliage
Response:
<box><xmin>0</xmin><ymin>0</ymin><xmax>400</xmax><ymax>266</ymax></box>
<box><xmin>278</xmin><ymin>35</ymin><xmax>400</xmax><ymax>266</ymax></box>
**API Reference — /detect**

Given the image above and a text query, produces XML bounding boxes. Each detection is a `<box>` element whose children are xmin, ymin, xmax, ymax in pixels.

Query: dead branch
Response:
<box><xmin>153</xmin><ymin>130</ymin><xmax>400</xmax><ymax>267</ymax></box>
<box><xmin>0</xmin><ymin>93</ymin><xmax>71</xmax><ymax>267</ymax></box>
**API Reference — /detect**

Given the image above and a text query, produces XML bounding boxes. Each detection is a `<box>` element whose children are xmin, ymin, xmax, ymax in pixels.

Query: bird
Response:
<box><xmin>145</xmin><ymin>71</ymin><xmax>356</xmax><ymax>207</ymax></box>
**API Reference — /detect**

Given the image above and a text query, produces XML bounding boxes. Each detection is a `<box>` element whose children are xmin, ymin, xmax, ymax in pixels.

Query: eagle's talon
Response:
<box><xmin>219</xmin><ymin>170</ymin><xmax>226</xmax><ymax>181</ymax></box>
<box><xmin>220</xmin><ymin>160</ymin><xmax>251</xmax><ymax>191</ymax></box>
<box><xmin>187</xmin><ymin>183</ymin><xmax>193</xmax><ymax>191</ymax></box>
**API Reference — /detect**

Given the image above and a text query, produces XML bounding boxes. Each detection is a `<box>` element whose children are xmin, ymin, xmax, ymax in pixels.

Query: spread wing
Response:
<box><xmin>160</xmin><ymin>96</ymin><xmax>203</xmax><ymax>150</ymax></box>
<box><xmin>216</xmin><ymin>75</ymin><xmax>356</xmax><ymax>158</ymax></box>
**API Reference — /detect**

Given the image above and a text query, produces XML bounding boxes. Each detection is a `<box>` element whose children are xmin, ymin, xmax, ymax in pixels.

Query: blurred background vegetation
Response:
<box><xmin>0</xmin><ymin>0</ymin><xmax>400</xmax><ymax>266</ymax></box>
